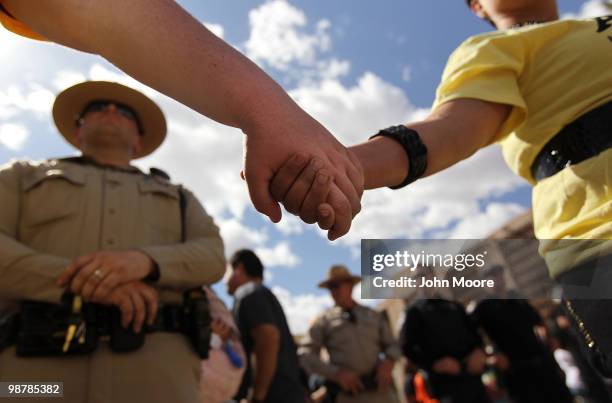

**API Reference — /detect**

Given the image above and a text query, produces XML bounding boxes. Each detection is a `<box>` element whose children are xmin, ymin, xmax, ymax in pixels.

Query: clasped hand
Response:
<box><xmin>57</xmin><ymin>250</ymin><xmax>158</xmax><ymax>333</ymax></box>
<box><xmin>242</xmin><ymin>111</ymin><xmax>363</xmax><ymax>240</ymax></box>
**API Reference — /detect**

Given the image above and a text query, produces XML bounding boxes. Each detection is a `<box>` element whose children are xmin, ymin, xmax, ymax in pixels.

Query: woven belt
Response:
<box><xmin>530</xmin><ymin>101</ymin><xmax>612</xmax><ymax>182</ymax></box>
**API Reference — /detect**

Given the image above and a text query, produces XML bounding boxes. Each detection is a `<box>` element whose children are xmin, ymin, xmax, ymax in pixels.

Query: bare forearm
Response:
<box><xmin>350</xmin><ymin>99</ymin><xmax>510</xmax><ymax>189</ymax></box>
<box><xmin>4</xmin><ymin>0</ymin><xmax>299</xmax><ymax>131</ymax></box>
<box><xmin>350</xmin><ymin>121</ymin><xmax>460</xmax><ymax>190</ymax></box>
<box><xmin>253</xmin><ymin>341</ymin><xmax>279</xmax><ymax>399</ymax></box>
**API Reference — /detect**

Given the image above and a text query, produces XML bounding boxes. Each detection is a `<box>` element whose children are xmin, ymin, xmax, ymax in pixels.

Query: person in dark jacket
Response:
<box><xmin>401</xmin><ymin>270</ymin><xmax>490</xmax><ymax>403</ymax></box>
<box><xmin>470</xmin><ymin>265</ymin><xmax>573</xmax><ymax>403</ymax></box>
<box><xmin>227</xmin><ymin>249</ymin><xmax>305</xmax><ymax>403</ymax></box>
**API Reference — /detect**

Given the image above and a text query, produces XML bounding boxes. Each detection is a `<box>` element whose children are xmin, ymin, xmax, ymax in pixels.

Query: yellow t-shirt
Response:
<box><xmin>0</xmin><ymin>2</ymin><xmax>45</xmax><ymax>40</ymax></box>
<box><xmin>433</xmin><ymin>17</ymin><xmax>612</xmax><ymax>277</ymax></box>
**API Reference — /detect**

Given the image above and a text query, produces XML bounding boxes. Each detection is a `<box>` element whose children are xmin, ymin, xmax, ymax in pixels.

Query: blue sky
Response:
<box><xmin>1</xmin><ymin>0</ymin><xmax>609</xmax><ymax>334</ymax></box>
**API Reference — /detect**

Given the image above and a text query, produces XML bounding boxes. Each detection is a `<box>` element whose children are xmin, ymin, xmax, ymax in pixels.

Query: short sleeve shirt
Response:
<box><xmin>433</xmin><ymin>17</ymin><xmax>612</xmax><ymax>276</ymax></box>
<box><xmin>233</xmin><ymin>283</ymin><xmax>305</xmax><ymax>402</ymax></box>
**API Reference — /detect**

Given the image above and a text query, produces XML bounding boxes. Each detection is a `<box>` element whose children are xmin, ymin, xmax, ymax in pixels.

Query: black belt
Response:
<box><xmin>6</xmin><ymin>291</ymin><xmax>210</xmax><ymax>357</ymax></box>
<box><xmin>95</xmin><ymin>304</ymin><xmax>184</xmax><ymax>336</ymax></box>
<box><xmin>94</xmin><ymin>305</ymin><xmax>184</xmax><ymax>352</ymax></box>
<box><xmin>530</xmin><ymin>101</ymin><xmax>612</xmax><ymax>182</ymax></box>
<box><xmin>0</xmin><ymin>304</ymin><xmax>184</xmax><ymax>353</ymax></box>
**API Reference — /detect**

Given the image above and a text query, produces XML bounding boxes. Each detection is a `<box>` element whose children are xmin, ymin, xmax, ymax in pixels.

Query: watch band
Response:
<box><xmin>369</xmin><ymin>125</ymin><xmax>428</xmax><ymax>189</ymax></box>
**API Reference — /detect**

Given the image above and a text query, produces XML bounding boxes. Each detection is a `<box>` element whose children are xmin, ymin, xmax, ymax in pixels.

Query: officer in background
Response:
<box><xmin>469</xmin><ymin>265</ymin><xmax>573</xmax><ymax>403</ymax></box>
<box><xmin>0</xmin><ymin>81</ymin><xmax>225</xmax><ymax>403</ymax></box>
<box><xmin>401</xmin><ymin>269</ymin><xmax>490</xmax><ymax>403</ymax></box>
<box><xmin>299</xmin><ymin>265</ymin><xmax>401</xmax><ymax>403</ymax></box>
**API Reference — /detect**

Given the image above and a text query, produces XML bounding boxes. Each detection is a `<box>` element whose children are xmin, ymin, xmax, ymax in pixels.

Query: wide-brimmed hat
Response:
<box><xmin>52</xmin><ymin>81</ymin><xmax>166</xmax><ymax>159</ymax></box>
<box><xmin>318</xmin><ymin>265</ymin><xmax>361</xmax><ymax>289</ymax></box>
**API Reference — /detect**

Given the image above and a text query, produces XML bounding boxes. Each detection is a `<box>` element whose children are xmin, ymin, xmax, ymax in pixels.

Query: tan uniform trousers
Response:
<box><xmin>0</xmin><ymin>333</ymin><xmax>201</xmax><ymax>403</ymax></box>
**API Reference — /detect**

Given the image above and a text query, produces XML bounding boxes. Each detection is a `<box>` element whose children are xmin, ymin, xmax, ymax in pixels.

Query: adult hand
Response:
<box><xmin>57</xmin><ymin>250</ymin><xmax>155</xmax><ymax>301</ymax></box>
<box><xmin>465</xmin><ymin>348</ymin><xmax>487</xmax><ymax>375</ymax></box>
<box><xmin>268</xmin><ymin>151</ymin><xmax>363</xmax><ymax>240</ymax></box>
<box><xmin>432</xmin><ymin>357</ymin><xmax>461</xmax><ymax>375</ymax></box>
<box><xmin>211</xmin><ymin>318</ymin><xmax>232</xmax><ymax>342</ymax></box>
<box><xmin>375</xmin><ymin>359</ymin><xmax>395</xmax><ymax>390</ymax></box>
<box><xmin>243</xmin><ymin>109</ymin><xmax>363</xmax><ymax>240</ymax></box>
<box><xmin>335</xmin><ymin>368</ymin><xmax>364</xmax><ymax>395</ymax></box>
<box><xmin>493</xmin><ymin>353</ymin><xmax>510</xmax><ymax>371</ymax></box>
<box><xmin>91</xmin><ymin>281</ymin><xmax>159</xmax><ymax>333</ymax></box>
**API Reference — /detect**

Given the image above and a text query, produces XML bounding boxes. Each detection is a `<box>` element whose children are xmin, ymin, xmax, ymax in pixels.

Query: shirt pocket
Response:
<box><xmin>327</xmin><ymin>318</ymin><xmax>355</xmax><ymax>346</ymax></box>
<box><xmin>356</xmin><ymin>313</ymin><xmax>380</xmax><ymax>344</ymax></box>
<box><xmin>138</xmin><ymin>179</ymin><xmax>181</xmax><ymax>243</ymax></box>
<box><xmin>21</xmin><ymin>168</ymin><xmax>86</xmax><ymax>229</ymax></box>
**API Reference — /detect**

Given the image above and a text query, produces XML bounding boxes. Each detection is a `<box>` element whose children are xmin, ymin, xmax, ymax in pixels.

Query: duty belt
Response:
<box><xmin>95</xmin><ymin>304</ymin><xmax>184</xmax><ymax>336</ymax></box>
<box><xmin>530</xmin><ymin>101</ymin><xmax>612</xmax><ymax>182</ymax></box>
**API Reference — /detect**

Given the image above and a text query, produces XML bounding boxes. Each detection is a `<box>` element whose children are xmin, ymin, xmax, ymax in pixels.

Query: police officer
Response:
<box><xmin>401</xmin><ymin>270</ymin><xmax>490</xmax><ymax>403</ymax></box>
<box><xmin>299</xmin><ymin>265</ymin><xmax>401</xmax><ymax>403</ymax></box>
<box><xmin>0</xmin><ymin>81</ymin><xmax>225</xmax><ymax>403</ymax></box>
<box><xmin>470</xmin><ymin>265</ymin><xmax>573</xmax><ymax>403</ymax></box>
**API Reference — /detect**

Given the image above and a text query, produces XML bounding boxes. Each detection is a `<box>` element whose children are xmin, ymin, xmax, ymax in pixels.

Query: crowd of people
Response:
<box><xmin>0</xmin><ymin>0</ymin><xmax>610</xmax><ymax>402</ymax></box>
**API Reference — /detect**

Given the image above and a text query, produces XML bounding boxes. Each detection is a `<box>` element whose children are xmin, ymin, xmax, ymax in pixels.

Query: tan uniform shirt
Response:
<box><xmin>0</xmin><ymin>158</ymin><xmax>225</xmax><ymax>403</ymax></box>
<box><xmin>0</xmin><ymin>158</ymin><xmax>225</xmax><ymax>304</ymax></box>
<box><xmin>299</xmin><ymin>304</ymin><xmax>401</xmax><ymax>403</ymax></box>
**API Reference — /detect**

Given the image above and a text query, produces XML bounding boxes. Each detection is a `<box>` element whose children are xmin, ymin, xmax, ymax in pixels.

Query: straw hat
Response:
<box><xmin>318</xmin><ymin>265</ymin><xmax>361</xmax><ymax>289</ymax></box>
<box><xmin>52</xmin><ymin>81</ymin><xmax>166</xmax><ymax>159</ymax></box>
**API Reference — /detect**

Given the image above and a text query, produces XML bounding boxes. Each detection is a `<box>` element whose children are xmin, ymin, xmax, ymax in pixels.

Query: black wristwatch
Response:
<box><xmin>370</xmin><ymin>125</ymin><xmax>428</xmax><ymax>189</ymax></box>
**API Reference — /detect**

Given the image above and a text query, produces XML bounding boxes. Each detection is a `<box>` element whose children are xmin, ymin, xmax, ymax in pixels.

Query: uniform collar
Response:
<box><xmin>59</xmin><ymin>155</ymin><xmax>143</xmax><ymax>174</ymax></box>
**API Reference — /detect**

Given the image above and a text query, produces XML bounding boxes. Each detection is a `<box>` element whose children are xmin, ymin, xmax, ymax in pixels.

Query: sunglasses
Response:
<box><xmin>78</xmin><ymin>100</ymin><xmax>144</xmax><ymax>134</ymax></box>
<box><xmin>328</xmin><ymin>281</ymin><xmax>349</xmax><ymax>290</ymax></box>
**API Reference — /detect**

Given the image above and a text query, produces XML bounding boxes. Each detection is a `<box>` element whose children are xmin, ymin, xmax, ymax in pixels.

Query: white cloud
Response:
<box><xmin>275</xmin><ymin>213</ymin><xmax>305</xmax><ymax>235</ymax></box>
<box><xmin>0</xmin><ymin>123</ymin><xmax>29</xmax><ymax>151</ymax></box>
<box><xmin>0</xmin><ymin>84</ymin><xmax>55</xmax><ymax>119</ymax></box>
<box><xmin>0</xmin><ymin>23</ymin><xmax>19</xmax><ymax>60</ymax></box>
<box><xmin>218</xmin><ymin>218</ymin><xmax>268</xmax><ymax>254</ymax></box>
<box><xmin>52</xmin><ymin>70</ymin><xmax>88</xmax><ymax>91</ymax></box>
<box><xmin>245</xmin><ymin>0</ymin><xmax>331</xmax><ymax>71</ymax></box>
<box><xmin>140</xmin><ymin>112</ymin><xmax>248</xmax><ymax>219</ymax></box>
<box><xmin>316</xmin><ymin>58</ymin><xmax>351</xmax><ymax>81</ymax></box>
<box><xmin>290</xmin><ymin>72</ymin><xmax>429</xmax><ymax>145</ymax></box>
<box><xmin>339</xmin><ymin>146</ymin><xmax>525</xmax><ymax>247</ymax></box>
<box><xmin>562</xmin><ymin>0</ymin><xmax>612</xmax><ymax>19</ymax></box>
<box><xmin>203</xmin><ymin>22</ymin><xmax>225</xmax><ymax>39</ymax></box>
<box><xmin>218</xmin><ymin>219</ymin><xmax>300</xmax><ymax>269</ymax></box>
<box><xmin>444</xmin><ymin>202</ymin><xmax>526</xmax><ymax>238</ymax></box>
<box><xmin>256</xmin><ymin>241</ymin><xmax>301</xmax><ymax>268</ymax></box>
<box><xmin>271</xmin><ymin>286</ymin><xmax>332</xmax><ymax>335</ymax></box>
